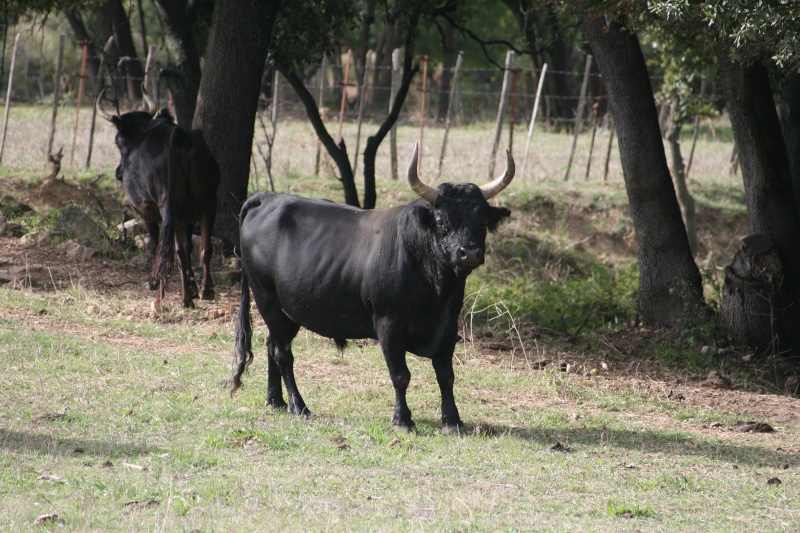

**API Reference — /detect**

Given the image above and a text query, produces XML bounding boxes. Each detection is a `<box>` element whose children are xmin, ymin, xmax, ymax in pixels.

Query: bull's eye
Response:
<box><xmin>436</xmin><ymin>216</ymin><xmax>450</xmax><ymax>235</ymax></box>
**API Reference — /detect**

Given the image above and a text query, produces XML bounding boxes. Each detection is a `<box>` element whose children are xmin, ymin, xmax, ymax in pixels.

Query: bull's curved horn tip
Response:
<box><xmin>406</xmin><ymin>143</ymin><xmax>438</xmax><ymax>203</ymax></box>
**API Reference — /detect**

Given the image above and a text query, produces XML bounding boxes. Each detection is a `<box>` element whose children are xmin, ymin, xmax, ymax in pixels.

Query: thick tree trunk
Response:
<box><xmin>779</xmin><ymin>72</ymin><xmax>800</xmax><ymax>218</ymax></box>
<box><xmin>717</xmin><ymin>51</ymin><xmax>800</xmax><ymax>360</ymax></box>
<box><xmin>192</xmin><ymin>0</ymin><xmax>281</xmax><ymax>253</ymax></box>
<box><xmin>721</xmin><ymin>234</ymin><xmax>782</xmax><ymax>356</ymax></box>
<box><xmin>584</xmin><ymin>16</ymin><xmax>702</xmax><ymax>326</ymax></box>
<box><xmin>152</xmin><ymin>0</ymin><xmax>203</xmax><ymax>128</ymax></box>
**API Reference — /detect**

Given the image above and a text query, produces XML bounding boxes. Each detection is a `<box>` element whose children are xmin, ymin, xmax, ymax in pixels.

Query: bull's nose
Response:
<box><xmin>457</xmin><ymin>246</ymin><xmax>484</xmax><ymax>268</ymax></box>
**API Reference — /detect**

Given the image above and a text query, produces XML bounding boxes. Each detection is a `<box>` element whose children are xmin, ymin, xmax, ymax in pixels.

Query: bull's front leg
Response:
<box><xmin>198</xmin><ymin>207</ymin><xmax>216</xmax><ymax>301</ymax></box>
<box><xmin>431</xmin><ymin>353</ymin><xmax>464</xmax><ymax>435</ymax></box>
<box><xmin>377</xmin><ymin>324</ymin><xmax>415</xmax><ymax>431</ymax></box>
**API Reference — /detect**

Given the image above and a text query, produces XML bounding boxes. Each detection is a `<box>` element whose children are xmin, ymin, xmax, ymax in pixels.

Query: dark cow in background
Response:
<box><xmin>233</xmin><ymin>144</ymin><xmax>514</xmax><ymax>433</ymax></box>
<box><xmin>97</xmin><ymin>90</ymin><xmax>221</xmax><ymax>310</ymax></box>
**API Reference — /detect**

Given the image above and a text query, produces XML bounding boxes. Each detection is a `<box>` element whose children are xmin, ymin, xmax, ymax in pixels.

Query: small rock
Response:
<box><xmin>766</xmin><ymin>477</ymin><xmax>782</xmax><ymax>486</ymax></box>
<box><xmin>702</xmin><ymin>371</ymin><xmax>733</xmax><ymax>389</ymax></box>
<box><xmin>528</xmin><ymin>358</ymin><xmax>550</xmax><ymax>370</ymax></box>
<box><xmin>734</xmin><ymin>421</ymin><xmax>774</xmax><ymax>433</ymax></box>
<box><xmin>550</xmin><ymin>441</ymin><xmax>571</xmax><ymax>452</ymax></box>
<box><xmin>34</xmin><ymin>514</ymin><xmax>64</xmax><ymax>526</ymax></box>
<box><xmin>87</xmin><ymin>305</ymin><xmax>98</xmax><ymax>314</ymax></box>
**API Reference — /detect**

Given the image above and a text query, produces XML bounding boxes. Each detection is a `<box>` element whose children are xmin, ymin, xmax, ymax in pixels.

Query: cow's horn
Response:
<box><xmin>141</xmin><ymin>83</ymin><xmax>157</xmax><ymax>116</ymax></box>
<box><xmin>95</xmin><ymin>89</ymin><xmax>114</xmax><ymax>122</ymax></box>
<box><xmin>480</xmin><ymin>149</ymin><xmax>515</xmax><ymax>199</ymax></box>
<box><xmin>406</xmin><ymin>143</ymin><xmax>438</xmax><ymax>203</ymax></box>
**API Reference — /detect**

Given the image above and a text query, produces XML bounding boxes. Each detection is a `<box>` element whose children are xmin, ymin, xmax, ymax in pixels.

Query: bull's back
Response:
<box><xmin>240</xmin><ymin>192</ymin><xmax>379</xmax><ymax>339</ymax></box>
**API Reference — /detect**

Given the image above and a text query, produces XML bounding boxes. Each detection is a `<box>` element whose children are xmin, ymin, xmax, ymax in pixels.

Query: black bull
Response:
<box><xmin>233</xmin><ymin>144</ymin><xmax>514</xmax><ymax>433</ymax></box>
<box><xmin>97</xmin><ymin>92</ymin><xmax>221</xmax><ymax>309</ymax></box>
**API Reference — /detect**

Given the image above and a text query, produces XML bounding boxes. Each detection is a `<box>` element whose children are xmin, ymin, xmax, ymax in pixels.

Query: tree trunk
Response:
<box><xmin>435</xmin><ymin>17</ymin><xmax>455</xmax><ymax>124</ymax></box>
<box><xmin>93</xmin><ymin>0</ymin><xmax>144</xmax><ymax>101</ymax></box>
<box><xmin>192</xmin><ymin>0</ymin><xmax>281</xmax><ymax>254</ymax></box>
<box><xmin>779</xmin><ymin>72</ymin><xmax>800</xmax><ymax>218</ymax></box>
<box><xmin>721</xmin><ymin>234</ymin><xmax>782</xmax><ymax>356</ymax></box>
<box><xmin>152</xmin><ymin>0</ymin><xmax>203</xmax><ymax>128</ymax></box>
<box><xmin>282</xmin><ymin>67</ymin><xmax>360</xmax><ymax>207</ymax></box>
<box><xmin>717</xmin><ymin>50</ymin><xmax>800</xmax><ymax>360</ymax></box>
<box><xmin>584</xmin><ymin>16</ymin><xmax>702</xmax><ymax>326</ymax></box>
<box><xmin>666</xmin><ymin>99</ymin><xmax>698</xmax><ymax>256</ymax></box>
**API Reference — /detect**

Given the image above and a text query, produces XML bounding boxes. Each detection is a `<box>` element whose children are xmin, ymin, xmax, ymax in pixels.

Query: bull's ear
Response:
<box><xmin>487</xmin><ymin>206</ymin><xmax>511</xmax><ymax>233</ymax></box>
<box><xmin>410</xmin><ymin>205</ymin><xmax>435</xmax><ymax>230</ymax></box>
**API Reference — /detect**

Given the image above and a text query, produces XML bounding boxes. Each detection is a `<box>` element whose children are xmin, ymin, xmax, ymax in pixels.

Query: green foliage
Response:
<box><xmin>606</xmin><ymin>499</ymin><xmax>657</xmax><ymax>518</ymax></box>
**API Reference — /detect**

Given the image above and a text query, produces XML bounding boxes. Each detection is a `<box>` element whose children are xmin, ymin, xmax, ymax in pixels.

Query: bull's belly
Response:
<box><xmin>278</xmin><ymin>295</ymin><xmax>377</xmax><ymax>340</ymax></box>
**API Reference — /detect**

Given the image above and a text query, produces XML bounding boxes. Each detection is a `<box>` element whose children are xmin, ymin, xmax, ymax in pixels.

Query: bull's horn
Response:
<box><xmin>95</xmin><ymin>89</ymin><xmax>114</xmax><ymax>122</ymax></box>
<box><xmin>141</xmin><ymin>82</ymin><xmax>157</xmax><ymax>116</ymax></box>
<box><xmin>406</xmin><ymin>143</ymin><xmax>438</xmax><ymax>203</ymax></box>
<box><xmin>480</xmin><ymin>149</ymin><xmax>515</xmax><ymax>199</ymax></box>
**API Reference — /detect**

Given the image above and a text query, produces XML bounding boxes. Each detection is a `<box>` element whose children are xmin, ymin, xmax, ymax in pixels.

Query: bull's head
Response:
<box><xmin>407</xmin><ymin>143</ymin><xmax>513</xmax><ymax>276</ymax></box>
<box><xmin>96</xmin><ymin>88</ymin><xmax>160</xmax><ymax>181</ymax></box>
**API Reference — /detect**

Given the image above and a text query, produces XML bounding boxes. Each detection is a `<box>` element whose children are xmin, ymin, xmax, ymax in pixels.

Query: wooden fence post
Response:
<box><xmin>489</xmin><ymin>50</ymin><xmax>514</xmax><ymax>178</ymax></box>
<box><xmin>337</xmin><ymin>49</ymin><xmax>352</xmax><ymax>143</ymax></box>
<box><xmin>418</xmin><ymin>55</ymin><xmax>428</xmax><ymax>173</ymax></box>
<box><xmin>45</xmin><ymin>34</ymin><xmax>66</xmax><ymax>163</ymax></box>
<box><xmin>69</xmin><ymin>40</ymin><xmax>90</xmax><ymax>166</ymax></box>
<box><xmin>0</xmin><ymin>33</ymin><xmax>20</xmax><ymax>164</ymax></box>
<box><xmin>144</xmin><ymin>44</ymin><xmax>157</xmax><ymax>105</ymax></box>
<box><xmin>585</xmin><ymin>100</ymin><xmax>599</xmax><ymax>180</ymax></box>
<box><xmin>564</xmin><ymin>54</ymin><xmax>592</xmax><ymax>181</ymax></box>
<box><xmin>603</xmin><ymin>117</ymin><xmax>615</xmax><ymax>182</ymax></box>
<box><xmin>508</xmin><ymin>67</ymin><xmax>519</xmax><ymax>154</ymax></box>
<box><xmin>521</xmin><ymin>63</ymin><xmax>547</xmax><ymax>180</ymax></box>
<box><xmin>437</xmin><ymin>51</ymin><xmax>463</xmax><ymax>178</ymax></box>
<box><xmin>389</xmin><ymin>48</ymin><xmax>401</xmax><ymax>180</ymax></box>
<box><xmin>353</xmin><ymin>51</ymin><xmax>370</xmax><ymax>177</ymax></box>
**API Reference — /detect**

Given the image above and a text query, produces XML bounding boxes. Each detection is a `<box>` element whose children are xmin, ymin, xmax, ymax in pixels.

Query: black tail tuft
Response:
<box><xmin>231</xmin><ymin>266</ymin><xmax>253</xmax><ymax>396</ymax></box>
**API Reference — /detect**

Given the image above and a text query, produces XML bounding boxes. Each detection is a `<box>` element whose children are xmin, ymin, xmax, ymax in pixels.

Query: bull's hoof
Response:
<box><xmin>188</xmin><ymin>283</ymin><xmax>200</xmax><ymax>300</ymax></box>
<box><xmin>181</xmin><ymin>299</ymin><xmax>195</xmax><ymax>309</ymax></box>
<box><xmin>200</xmin><ymin>288</ymin><xmax>215</xmax><ymax>301</ymax></box>
<box><xmin>441</xmin><ymin>423</ymin><xmax>464</xmax><ymax>436</ymax></box>
<box><xmin>290</xmin><ymin>405</ymin><xmax>311</xmax><ymax>418</ymax></box>
<box><xmin>393</xmin><ymin>422</ymin><xmax>417</xmax><ymax>433</ymax></box>
<box><xmin>266</xmin><ymin>398</ymin><xmax>288</xmax><ymax>410</ymax></box>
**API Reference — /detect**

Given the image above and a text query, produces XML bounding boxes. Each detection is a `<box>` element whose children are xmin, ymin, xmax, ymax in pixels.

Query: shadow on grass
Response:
<box><xmin>414</xmin><ymin>418</ymin><xmax>794</xmax><ymax>467</ymax></box>
<box><xmin>0</xmin><ymin>428</ymin><xmax>157</xmax><ymax>458</ymax></box>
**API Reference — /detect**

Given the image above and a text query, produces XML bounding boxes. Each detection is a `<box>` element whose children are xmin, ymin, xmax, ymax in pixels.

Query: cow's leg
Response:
<box><xmin>142</xmin><ymin>217</ymin><xmax>160</xmax><ymax>291</ymax></box>
<box><xmin>198</xmin><ymin>201</ymin><xmax>216</xmax><ymax>301</ymax></box>
<box><xmin>431</xmin><ymin>354</ymin><xmax>464</xmax><ymax>434</ymax></box>
<box><xmin>265</xmin><ymin>335</ymin><xmax>288</xmax><ymax>410</ymax></box>
<box><xmin>174</xmin><ymin>221</ymin><xmax>195</xmax><ymax>308</ymax></box>
<box><xmin>183</xmin><ymin>223</ymin><xmax>199</xmax><ymax>299</ymax></box>
<box><xmin>377</xmin><ymin>325</ymin><xmax>415</xmax><ymax>431</ymax></box>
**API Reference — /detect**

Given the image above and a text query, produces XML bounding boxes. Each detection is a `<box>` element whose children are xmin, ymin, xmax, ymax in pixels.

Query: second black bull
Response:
<box><xmin>233</xmin><ymin>144</ymin><xmax>514</xmax><ymax>433</ymax></box>
<box><xmin>97</xmin><ymin>91</ymin><xmax>221</xmax><ymax>309</ymax></box>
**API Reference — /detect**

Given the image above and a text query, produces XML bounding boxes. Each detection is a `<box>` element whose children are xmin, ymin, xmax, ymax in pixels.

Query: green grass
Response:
<box><xmin>1</xmin><ymin>287</ymin><xmax>798</xmax><ymax>531</ymax></box>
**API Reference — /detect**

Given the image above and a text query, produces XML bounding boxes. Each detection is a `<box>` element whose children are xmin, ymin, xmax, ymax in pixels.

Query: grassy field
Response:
<box><xmin>3</xmin><ymin>105</ymin><xmax>798</xmax><ymax>531</ymax></box>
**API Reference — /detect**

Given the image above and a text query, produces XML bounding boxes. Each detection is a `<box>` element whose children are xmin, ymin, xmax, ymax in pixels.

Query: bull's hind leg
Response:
<box><xmin>268</xmin><ymin>334</ymin><xmax>310</xmax><ymax>417</ymax></box>
<box><xmin>182</xmin><ymin>223</ymin><xmax>199</xmax><ymax>299</ymax></box>
<box><xmin>198</xmin><ymin>202</ymin><xmax>216</xmax><ymax>301</ymax></box>
<box><xmin>174</xmin><ymin>221</ymin><xmax>195</xmax><ymax>308</ymax></box>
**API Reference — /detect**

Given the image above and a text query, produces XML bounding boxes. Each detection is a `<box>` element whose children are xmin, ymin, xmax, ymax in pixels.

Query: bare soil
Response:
<box><xmin>2</xmin><ymin>175</ymin><xmax>799</xmax><ymax>433</ymax></box>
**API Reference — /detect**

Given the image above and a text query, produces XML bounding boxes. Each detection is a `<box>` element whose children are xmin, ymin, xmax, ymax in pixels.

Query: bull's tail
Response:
<box><xmin>231</xmin><ymin>265</ymin><xmax>254</xmax><ymax>395</ymax></box>
<box><xmin>231</xmin><ymin>197</ymin><xmax>259</xmax><ymax>396</ymax></box>
<box><xmin>153</xmin><ymin>127</ymin><xmax>181</xmax><ymax>294</ymax></box>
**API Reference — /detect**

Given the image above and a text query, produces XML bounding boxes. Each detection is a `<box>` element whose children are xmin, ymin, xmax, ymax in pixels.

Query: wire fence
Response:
<box><xmin>0</xmin><ymin>33</ymin><xmax>724</xmax><ymax>188</ymax></box>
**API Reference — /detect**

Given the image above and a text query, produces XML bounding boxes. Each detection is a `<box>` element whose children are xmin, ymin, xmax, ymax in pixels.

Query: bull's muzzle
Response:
<box><xmin>457</xmin><ymin>246</ymin><xmax>484</xmax><ymax>269</ymax></box>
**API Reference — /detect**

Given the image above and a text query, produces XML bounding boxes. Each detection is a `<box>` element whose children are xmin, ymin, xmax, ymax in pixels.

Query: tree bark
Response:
<box><xmin>666</xmin><ymin>99</ymin><xmax>698</xmax><ymax>256</ymax></box>
<box><xmin>717</xmin><ymin>50</ymin><xmax>800</xmax><ymax>360</ymax></box>
<box><xmin>152</xmin><ymin>0</ymin><xmax>203</xmax><ymax>128</ymax></box>
<box><xmin>435</xmin><ymin>17</ymin><xmax>455</xmax><ymax>123</ymax></box>
<box><xmin>779</xmin><ymin>72</ymin><xmax>800</xmax><ymax>218</ymax></box>
<box><xmin>584</xmin><ymin>16</ymin><xmax>702</xmax><ymax>326</ymax></box>
<box><xmin>192</xmin><ymin>0</ymin><xmax>281</xmax><ymax>253</ymax></box>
